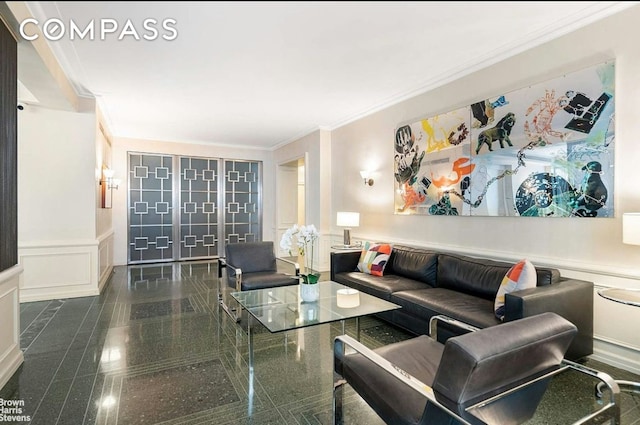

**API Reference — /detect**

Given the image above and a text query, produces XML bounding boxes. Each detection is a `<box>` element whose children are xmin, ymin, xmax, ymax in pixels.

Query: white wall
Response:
<box><xmin>111</xmin><ymin>137</ymin><xmax>274</xmax><ymax>265</ymax></box>
<box><xmin>273</xmin><ymin>129</ymin><xmax>333</xmax><ymax>271</ymax></box>
<box><xmin>18</xmin><ymin>105</ymin><xmax>100</xmax><ymax>301</ymax></box>
<box><xmin>329</xmin><ymin>6</ymin><xmax>640</xmax><ymax>373</ymax></box>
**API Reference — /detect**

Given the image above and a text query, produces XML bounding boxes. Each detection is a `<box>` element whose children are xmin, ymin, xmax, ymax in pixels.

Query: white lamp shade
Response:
<box><xmin>336</xmin><ymin>211</ymin><xmax>360</xmax><ymax>227</ymax></box>
<box><xmin>623</xmin><ymin>213</ymin><xmax>640</xmax><ymax>246</ymax></box>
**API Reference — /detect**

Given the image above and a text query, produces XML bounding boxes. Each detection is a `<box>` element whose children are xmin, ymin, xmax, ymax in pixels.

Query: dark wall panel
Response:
<box><xmin>0</xmin><ymin>20</ymin><xmax>18</xmax><ymax>272</ymax></box>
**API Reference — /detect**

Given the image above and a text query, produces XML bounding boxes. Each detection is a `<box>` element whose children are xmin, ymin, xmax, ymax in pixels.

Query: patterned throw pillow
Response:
<box><xmin>357</xmin><ymin>242</ymin><xmax>393</xmax><ymax>276</ymax></box>
<box><xmin>494</xmin><ymin>259</ymin><xmax>537</xmax><ymax>321</ymax></box>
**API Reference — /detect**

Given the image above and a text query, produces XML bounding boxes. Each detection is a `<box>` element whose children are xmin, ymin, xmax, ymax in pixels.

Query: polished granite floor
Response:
<box><xmin>1</xmin><ymin>260</ymin><xmax>639</xmax><ymax>424</ymax></box>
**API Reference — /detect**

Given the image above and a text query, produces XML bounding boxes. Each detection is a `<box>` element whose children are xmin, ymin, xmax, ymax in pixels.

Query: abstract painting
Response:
<box><xmin>394</xmin><ymin>61</ymin><xmax>615</xmax><ymax>218</ymax></box>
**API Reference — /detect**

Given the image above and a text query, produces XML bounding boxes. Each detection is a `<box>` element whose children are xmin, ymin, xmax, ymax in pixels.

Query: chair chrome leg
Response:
<box><xmin>219</xmin><ymin>299</ymin><xmax>242</xmax><ymax>322</ymax></box>
<box><xmin>333</xmin><ymin>376</ymin><xmax>346</xmax><ymax>425</ymax></box>
<box><xmin>597</xmin><ymin>379</ymin><xmax>640</xmax><ymax>397</ymax></box>
<box><xmin>217</xmin><ymin>276</ymin><xmax>242</xmax><ymax>322</ymax></box>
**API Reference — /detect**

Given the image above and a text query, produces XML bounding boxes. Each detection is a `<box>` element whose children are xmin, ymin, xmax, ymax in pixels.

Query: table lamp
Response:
<box><xmin>336</xmin><ymin>211</ymin><xmax>359</xmax><ymax>247</ymax></box>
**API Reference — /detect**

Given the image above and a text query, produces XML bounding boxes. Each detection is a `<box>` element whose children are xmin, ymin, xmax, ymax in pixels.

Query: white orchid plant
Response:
<box><xmin>280</xmin><ymin>224</ymin><xmax>320</xmax><ymax>283</ymax></box>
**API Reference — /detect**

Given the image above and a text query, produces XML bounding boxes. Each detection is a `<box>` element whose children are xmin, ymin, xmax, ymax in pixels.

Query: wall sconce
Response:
<box><xmin>101</xmin><ymin>168</ymin><xmax>121</xmax><ymax>190</ymax></box>
<box><xmin>100</xmin><ymin>166</ymin><xmax>121</xmax><ymax>209</ymax></box>
<box><xmin>336</xmin><ymin>211</ymin><xmax>360</xmax><ymax>247</ymax></box>
<box><xmin>360</xmin><ymin>170</ymin><xmax>374</xmax><ymax>186</ymax></box>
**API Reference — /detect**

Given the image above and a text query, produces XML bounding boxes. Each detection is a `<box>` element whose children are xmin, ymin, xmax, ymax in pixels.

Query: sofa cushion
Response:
<box><xmin>391</xmin><ymin>288</ymin><xmax>501</xmax><ymax>329</ymax></box>
<box><xmin>535</xmin><ymin>267</ymin><xmax>561</xmax><ymax>286</ymax></box>
<box><xmin>341</xmin><ymin>335</ymin><xmax>443</xmax><ymax>425</ymax></box>
<box><xmin>494</xmin><ymin>259</ymin><xmax>537</xmax><ymax>321</ymax></box>
<box><xmin>333</xmin><ymin>271</ymin><xmax>430</xmax><ymax>301</ymax></box>
<box><xmin>239</xmin><ymin>272</ymin><xmax>298</xmax><ymax>291</ymax></box>
<box><xmin>436</xmin><ymin>254</ymin><xmax>512</xmax><ymax>300</ymax></box>
<box><xmin>386</xmin><ymin>245</ymin><xmax>438</xmax><ymax>287</ymax></box>
<box><xmin>357</xmin><ymin>242</ymin><xmax>393</xmax><ymax>276</ymax></box>
<box><xmin>226</xmin><ymin>241</ymin><xmax>277</xmax><ymax>273</ymax></box>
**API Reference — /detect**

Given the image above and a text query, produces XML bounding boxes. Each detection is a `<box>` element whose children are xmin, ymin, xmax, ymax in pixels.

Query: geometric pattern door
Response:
<box><xmin>223</xmin><ymin>160</ymin><xmax>262</xmax><ymax>245</ymax></box>
<box><xmin>128</xmin><ymin>153</ymin><xmax>174</xmax><ymax>263</ymax></box>
<box><xmin>179</xmin><ymin>156</ymin><xmax>220</xmax><ymax>260</ymax></box>
<box><xmin>128</xmin><ymin>153</ymin><xmax>263</xmax><ymax>264</ymax></box>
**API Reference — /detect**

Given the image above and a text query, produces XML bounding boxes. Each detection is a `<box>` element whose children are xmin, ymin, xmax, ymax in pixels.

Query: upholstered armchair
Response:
<box><xmin>218</xmin><ymin>241</ymin><xmax>300</xmax><ymax>321</ymax></box>
<box><xmin>333</xmin><ymin>312</ymin><xmax>621</xmax><ymax>425</ymax></box>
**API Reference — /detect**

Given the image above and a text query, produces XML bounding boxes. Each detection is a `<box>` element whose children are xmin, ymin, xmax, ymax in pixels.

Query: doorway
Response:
<box><xmin>276</xmin><ymin>155</ymin><xmax>306</xmax><ymax>256</ymax></box>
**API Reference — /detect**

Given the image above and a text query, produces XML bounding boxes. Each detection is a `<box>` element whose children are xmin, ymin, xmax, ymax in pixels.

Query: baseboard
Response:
<box><xmin>592</xmin><ymin>337</ymin><xmax>640</xmax><ymax>375</ymax></box>
<box><xmin>19</xmin><ymin>287</ymin><xmax>100</xmax><ymax>303</ymax></box>
<box><xmin>98</xmin><ymin>265</ymin><xmax>114</xmax><ymax>292</ymax></box>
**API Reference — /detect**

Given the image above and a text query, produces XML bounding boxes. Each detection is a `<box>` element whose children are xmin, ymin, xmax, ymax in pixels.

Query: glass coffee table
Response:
<box><xmin>231</xmin><ymin>280</ymin><xmax>401</xmax><ymax>371</ymax></box>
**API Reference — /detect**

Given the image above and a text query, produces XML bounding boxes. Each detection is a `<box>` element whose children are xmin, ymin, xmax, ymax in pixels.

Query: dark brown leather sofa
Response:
<box><xmin>330</xmin><ymin>244</ymin><xmax>593</xmax><ymax>361</ymax></box>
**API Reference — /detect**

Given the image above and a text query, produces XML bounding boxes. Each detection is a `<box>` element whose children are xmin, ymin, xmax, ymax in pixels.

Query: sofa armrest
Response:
<box><xmin>330</xmin><ymin>251</ymin><xmax>361</xmax><ymax>280</ymax></box>
<box><xmin>505</xmin><ymin>279</ymin><xmax>593</xmax><ymax>360</ymax></box>
<box><xmin>218</xmin><ymin>258</ymin><xmax>226</xmax><ymax>278</ymax></box>
<box><xmin>334</xmin><ymin>334</ymin><xmax>436</xmax><ymax>400</ymax></box>
<box><xmin>428</xmin><ymin>314</ymin><xmax>480</xmax><ymax>340</ymax></box>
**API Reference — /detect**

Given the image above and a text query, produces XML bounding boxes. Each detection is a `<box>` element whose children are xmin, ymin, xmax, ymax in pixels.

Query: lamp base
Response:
<box><xmin>343</xmin><ymin>229</ymin><xmax>351</xmax><ymax>246</ymax></box>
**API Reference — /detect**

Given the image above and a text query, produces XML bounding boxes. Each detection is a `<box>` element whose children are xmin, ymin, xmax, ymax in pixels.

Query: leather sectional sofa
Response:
<box><xmin>330</xmin><ymin>244</ymin><xmax>593</xmax><ymax>360</ymax></box>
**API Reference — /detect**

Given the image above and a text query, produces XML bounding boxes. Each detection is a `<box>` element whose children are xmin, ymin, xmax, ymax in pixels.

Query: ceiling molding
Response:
<box><xmin>16</xmin><ymin>1</ymin><xmax>638</xmax><ymax>149</ymax></box>
<box><xmin>324</xmin><ymin>1</ymin><xmax>637</xmax><ymax>133</ymax></box>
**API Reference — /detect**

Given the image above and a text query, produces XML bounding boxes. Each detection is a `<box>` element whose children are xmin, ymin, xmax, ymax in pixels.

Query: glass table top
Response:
<box><xmin>598</xmin><ymin>287</ymin><xmax>640</xmax><ymax>307</ymax></box>
<box><xmin>231</xmin><ymin>280</ymin><xmax>401</xmax><ymax>333</ymax></box>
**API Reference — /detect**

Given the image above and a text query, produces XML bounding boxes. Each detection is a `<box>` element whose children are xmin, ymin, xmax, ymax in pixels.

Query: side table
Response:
<box><xmin>330</xmin><ymin>245</ymin><xmax>362</xmax><ymax>251</ymax></box>
<box><xmin>596</xmin><ymin>287</ymin><xmax>640</xmax><ymax>396</ymax></box>
<box><xmin>598</xmin><ymin>287</ymin><xmax>640</xmax><ymax>307</ymax></box>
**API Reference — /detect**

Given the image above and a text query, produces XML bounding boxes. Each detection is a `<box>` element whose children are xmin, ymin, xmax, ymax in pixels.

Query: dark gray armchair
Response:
<box><xmin>218</xmin><ymin>241</ymin><xmax>299</xmax><ymax>321</ymax></box>
<box><xmin>333</xmin><ymin>312</ymin><xmax>621</xmax><ymax>425</ymax></box>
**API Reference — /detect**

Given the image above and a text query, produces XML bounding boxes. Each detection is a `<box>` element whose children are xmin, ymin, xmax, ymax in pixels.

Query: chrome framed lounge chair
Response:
<box><xmin>218</xmin><ymin>241</ymin><xmax>300</xmax><ymax>321</ymax></box>
<box><xmin>333</xmin><ymin>312</ymin><xmax>621</xmax><ymax>425</ymax></box>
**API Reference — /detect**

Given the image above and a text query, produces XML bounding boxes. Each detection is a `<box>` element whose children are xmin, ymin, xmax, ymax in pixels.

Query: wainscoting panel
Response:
<box><xmin>98</xmin><ymin>230</ymin><xmax>115</xmax><ymax>291</ymax></box>
<box><xmin>592</xmin><ymin>283</ymin><xmax>640</xmax><ymax>374</ymax></box>
<box><xmin>18</xmin><ymin>241</ymin><xmax>99</xmax><ymax>302</ymax></box>
<box><xmin>0</xmin><ymin>265</ymin><xmax>24</xmax><ymax>389</ymax></box>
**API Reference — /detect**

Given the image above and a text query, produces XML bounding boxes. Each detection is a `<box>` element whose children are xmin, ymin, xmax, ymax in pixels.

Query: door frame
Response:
<box><xmin>276</xmin><ymin>153</ymin><xmax>308</xmax><ymax>256</ymax></box>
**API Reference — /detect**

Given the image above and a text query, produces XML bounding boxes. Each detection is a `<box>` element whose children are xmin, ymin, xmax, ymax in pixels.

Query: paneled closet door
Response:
<box><xmin>179</xmin><ymin>156</ymin><xmax>220</xmax><ymax>260</ymax></box>
<box><xmin>128</xmin><ymin>153</ymin><xmax>175</xmax><ymax>263</ymax></box>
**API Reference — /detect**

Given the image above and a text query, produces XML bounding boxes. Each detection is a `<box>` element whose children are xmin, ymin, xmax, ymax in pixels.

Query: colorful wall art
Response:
<box><xmin>394</xmin><ymin>61</ymin><xmax>615</xmax><ymax>218</ymax></box>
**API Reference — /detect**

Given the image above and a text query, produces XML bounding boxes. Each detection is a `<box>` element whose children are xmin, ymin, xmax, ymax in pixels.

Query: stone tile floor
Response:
<box><xmin>1</xmin><ymin>260</ymin><xmax>638</xmax><ymax>424</ymax></box>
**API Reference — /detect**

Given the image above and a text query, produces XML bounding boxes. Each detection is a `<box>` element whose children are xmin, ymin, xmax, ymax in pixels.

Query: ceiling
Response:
<box><xmin>18</xmin><ymin>1</ymin><xmax>635</xmax><ymax>149</ymax></box>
